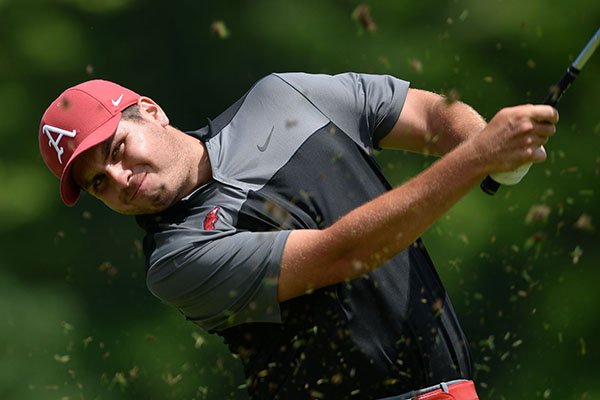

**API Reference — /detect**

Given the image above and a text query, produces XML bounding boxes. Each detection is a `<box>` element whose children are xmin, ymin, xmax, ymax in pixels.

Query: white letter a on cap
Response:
<box><xmin>43</xmin><ymin>124</ymin><xmax>77</xmax><ymax>164</ymax></box>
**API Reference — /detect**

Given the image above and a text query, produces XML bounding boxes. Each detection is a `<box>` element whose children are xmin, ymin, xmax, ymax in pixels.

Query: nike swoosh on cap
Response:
<box><xmin>111</xmin><ymin>94</ymin><xmax>124</xmax><ymax>107</ymax></box>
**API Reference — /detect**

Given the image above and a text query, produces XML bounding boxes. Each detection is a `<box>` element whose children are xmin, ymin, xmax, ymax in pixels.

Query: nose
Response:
<box><xmin>104</xmin><ymin>163</ymin><xmax>130</xmax><ymax>189</ymax></box>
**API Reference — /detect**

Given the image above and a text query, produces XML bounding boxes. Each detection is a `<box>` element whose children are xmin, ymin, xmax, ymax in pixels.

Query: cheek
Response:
<box><xmin>157</xmin><ymin>137</ymin><xmax>184</xmax><ymax>167</ymax></box>
<box><xmin>130</xmin><ymin>127</ymin><xmax>183</xmax><ymax>176</ymax></box>
<box><xmin>126</xmin><ymin>137</ymin><xmax>155</xmax><ymax>167</ymax></box>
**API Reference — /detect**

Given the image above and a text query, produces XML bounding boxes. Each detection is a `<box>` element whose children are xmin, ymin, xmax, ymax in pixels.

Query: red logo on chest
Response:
<box><xmin>203</xmin><ymin>206</ymin><xmax>220</xmax><ymax>230</ymax></box>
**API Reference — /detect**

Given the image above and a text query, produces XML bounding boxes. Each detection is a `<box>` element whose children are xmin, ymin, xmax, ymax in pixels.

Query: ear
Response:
<box><xmin>137</xmin><ymin>96</ymin><xmax>170</xmax><ymax>127</ymax></box>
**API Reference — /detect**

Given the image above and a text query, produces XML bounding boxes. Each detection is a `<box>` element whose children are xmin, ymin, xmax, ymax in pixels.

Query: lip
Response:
<box><xmin>129</xmin><ymin>172</ymin><xmax>146</xmax><ymax>202</ymax></box>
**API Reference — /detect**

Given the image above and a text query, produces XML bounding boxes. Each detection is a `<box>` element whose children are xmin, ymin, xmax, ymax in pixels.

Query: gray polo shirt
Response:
<box><xmin>137</xmin><ymin>73</ymin><xmax>472</xmax><ymax>399</ymax></box>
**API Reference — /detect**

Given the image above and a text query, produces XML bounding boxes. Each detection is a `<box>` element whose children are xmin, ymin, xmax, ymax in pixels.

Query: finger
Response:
<box><xmin>531</xmin><ymin>105</ymin><xmax>559</xmax><ymax>124</ymax></box>
<box><xmin>531</xmin><ymin>120</ymin><xmax>557</xmax><ymax>137</ymax></box>
<box><xmin>525</xmin><ymin>133</ymin><xmax>550</xmax><ymax>145</ymax></box>
<box><xmin>531</xmin><ymin>145</ymin><xmax>547</xmax><ymax>163</ymax></box>
<box><xmin>529</xmin><ymin>135</ymin><xmax>550</xmax><ymax>147</ymax></box>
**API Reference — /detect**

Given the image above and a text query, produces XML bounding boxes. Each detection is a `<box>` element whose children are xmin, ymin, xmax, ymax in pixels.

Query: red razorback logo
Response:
<box><xmin>203</xmin><ymin>206</ymin><xmax>220</xmax><ymax>230</ymax></box>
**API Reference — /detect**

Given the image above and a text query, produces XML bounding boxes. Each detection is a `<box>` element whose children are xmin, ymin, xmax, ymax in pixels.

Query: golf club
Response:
<box><xmin>480</xmin><ymin>27</ymin><xmax>600</xmax><ymax>195</ymax></box>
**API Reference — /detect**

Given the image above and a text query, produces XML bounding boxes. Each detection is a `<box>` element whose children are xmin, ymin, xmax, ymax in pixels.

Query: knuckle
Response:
<box><xmin>520</xmin><ymin>120</ymin><xmax>534</xmax><ymax>132</ymax></box>
<box><xmin>496</xmin><ymin>108</ymin><xmax>509</xmax><ymax>119</ymax></box>
<box><xmin>522</xmin><ymin>104</ymin><xmax>535</xmax><ymax>115</ymax></box>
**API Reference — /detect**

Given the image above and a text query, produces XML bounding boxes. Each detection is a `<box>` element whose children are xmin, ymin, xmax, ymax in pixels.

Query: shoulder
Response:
<box><xmin>136</xmin><ymin>185</ymin><xmax>242</xmax><ymax>259</ymax></box>
<box><xmin>254</xmin><ymin>72</ymin><xmax>357</xmax><ymax>96</ymax></box>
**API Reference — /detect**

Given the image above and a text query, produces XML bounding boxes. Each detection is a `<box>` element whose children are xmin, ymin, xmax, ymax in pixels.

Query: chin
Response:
<box><xmin>109</xmin><ymin>201</ymin><xmax>161</xmax><ymax>216</ymax></box>
<box><xmin>137</xmin><ymin>194</ymin><xmax>176</xmax><ymax>215</ymax></box>
<box><xmin>110</xmin><ymin>189</ymin><xmax>178</xmax><ymax>215</ymax></box>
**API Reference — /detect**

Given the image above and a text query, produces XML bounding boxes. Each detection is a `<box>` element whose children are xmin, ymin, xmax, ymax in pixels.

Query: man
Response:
<box><xmin>39</xmin><ymin>73</ymin><xmax>558</xmax><ymax>399</ymax></box>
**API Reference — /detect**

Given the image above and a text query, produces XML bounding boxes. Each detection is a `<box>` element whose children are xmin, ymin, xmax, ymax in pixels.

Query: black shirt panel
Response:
<box><xmin>218</xmin><ymin>123</ymin><xmax>472</xmax><ymax>399</ymax></box>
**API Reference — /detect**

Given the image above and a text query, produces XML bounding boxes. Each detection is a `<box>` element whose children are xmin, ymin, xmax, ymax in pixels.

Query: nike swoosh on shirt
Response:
<box><xmin>257</xmin><ymin>126</ymin><xmax>275</xmax><ymax>152</ymax></box>
<box><xmin>111</xmin><ymin>94</ymin><xmax>124</xmax><ymax>107</ymax></box>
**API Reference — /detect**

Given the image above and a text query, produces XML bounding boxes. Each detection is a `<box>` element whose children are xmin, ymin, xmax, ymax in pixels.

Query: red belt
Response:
<box><xmin>417</xmin><ymin>380</ymin><xmax>478</xmax><ymax>400</ymax></box>
<box><xmin>379</xmin><ymin>380</ymin><xmax>479</xmax><ymax>400</ymax></box>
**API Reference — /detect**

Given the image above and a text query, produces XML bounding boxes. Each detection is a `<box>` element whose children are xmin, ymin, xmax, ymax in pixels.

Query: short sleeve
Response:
<box><xmin>144</xmin><ymin>213</ymin><xmax>290</xmax><ymax>332</ymax></box>
<box><xmin>275</xmin><ymin>72</ymin><xmax>410</xmax><ymax>149</ymax></box>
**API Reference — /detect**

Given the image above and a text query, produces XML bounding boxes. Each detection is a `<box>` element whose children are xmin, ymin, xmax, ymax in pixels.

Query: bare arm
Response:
<box><xmin>278</xmin><ymin>104</ymin><xmax>558</xmax><ymax>302</ymax></box>
<box><xmin>379</xmin><ymin>88</ymin><xmax>487</xmax><ymax>155</ymax></box>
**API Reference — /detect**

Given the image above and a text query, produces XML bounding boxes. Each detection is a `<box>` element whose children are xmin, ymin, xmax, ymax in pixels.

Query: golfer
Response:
<box><xmin>39</xmin><ymin>73</ymin><xmax>558</xmax><ymax>399</ymax></box>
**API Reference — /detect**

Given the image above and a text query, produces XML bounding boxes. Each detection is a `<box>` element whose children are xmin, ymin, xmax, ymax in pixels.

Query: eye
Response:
<box><xmin>111</xmin><ymin>141</ymin><xmax>124</xmax><ymax>161</ymax></box>
<box><xmin>90</xmin><ymin>174</ymin><xmax>105</xmax><ymax>193</ymax></box>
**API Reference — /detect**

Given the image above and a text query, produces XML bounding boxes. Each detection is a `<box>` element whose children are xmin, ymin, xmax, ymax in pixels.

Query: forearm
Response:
<box><xmin>279</xmin><ymin>139</ymin><xmax>486</xmax><ymax>301</ymax></box>
<box><xmin>279</xmin><ymin>103</ymin><xmax>558</xmax><ymax>302</ymax></box>
<box><xmin>328</xmin><ymin>140</ymin><xmax>485</xmax><ymax>271</ymax></box>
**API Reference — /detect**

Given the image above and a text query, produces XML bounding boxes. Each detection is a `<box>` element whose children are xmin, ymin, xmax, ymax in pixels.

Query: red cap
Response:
<box><xmin>39</xmin><ymin>80</ymin><xmax>140</xmax><ymax>206</ymax></box>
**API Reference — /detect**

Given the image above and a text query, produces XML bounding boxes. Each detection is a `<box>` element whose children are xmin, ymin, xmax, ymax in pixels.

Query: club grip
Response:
<box><xmin>480</xmin><ymin>175</ymin><xmax>500</xmax><ymax>195</ymax></box>
<box><xmin>542</xmin><ymin>66</ymin><xmax>579</xmax><ymax>106</ymax></box>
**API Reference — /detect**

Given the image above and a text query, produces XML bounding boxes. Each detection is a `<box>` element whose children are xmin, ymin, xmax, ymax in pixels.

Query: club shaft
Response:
<box><xmin>573</xmin><ymin>27</ymin><xmax>600</xmax><ymax>70</ymax></box>
<box><xmin>480</xmin><ymin>27</ymin><xmax>599</xmax><ymax>196</ymax></box>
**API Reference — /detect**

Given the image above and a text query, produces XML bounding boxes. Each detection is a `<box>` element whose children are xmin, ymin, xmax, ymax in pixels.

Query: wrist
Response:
<box><xmin>449</xmin><ymin>139</ymin><xmax>491</xmax><ymax>182</ymax></box>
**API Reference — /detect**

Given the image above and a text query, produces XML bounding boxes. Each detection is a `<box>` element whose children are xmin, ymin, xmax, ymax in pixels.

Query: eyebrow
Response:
<box><xmin>101</xmin><ymin>134</ymin><xmax>115</xmax><ymax>165</ymax></box>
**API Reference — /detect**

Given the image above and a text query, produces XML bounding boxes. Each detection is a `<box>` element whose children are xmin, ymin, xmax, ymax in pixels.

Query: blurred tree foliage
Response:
<box><xmin>1</xmin><ymin>0</ymin><xmax>599</xmax><ymax>399</ymax></box>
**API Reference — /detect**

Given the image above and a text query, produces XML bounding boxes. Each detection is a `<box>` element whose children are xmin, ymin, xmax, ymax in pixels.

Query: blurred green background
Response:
<box><xmin>1</xmin><ymin>0</ymin><xmax>599</xmax><ymax>399</ymax></box>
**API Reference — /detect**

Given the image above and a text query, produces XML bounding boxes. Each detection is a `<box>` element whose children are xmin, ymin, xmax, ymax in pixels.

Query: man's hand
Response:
<box><xmin>470</xmin><ymin>104</ymin><xmax>559</xmax><ymax>174</ymax></box>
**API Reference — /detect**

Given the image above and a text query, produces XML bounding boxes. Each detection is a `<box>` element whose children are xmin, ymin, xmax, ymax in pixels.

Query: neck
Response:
<box><xmin>177</xmin><ymin>127</ymin><xmax>213</xmax><ymax>194</ymax></box>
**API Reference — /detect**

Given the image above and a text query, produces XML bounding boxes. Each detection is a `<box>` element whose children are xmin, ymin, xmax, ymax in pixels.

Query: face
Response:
<box><xmin>72</xmin><ymin>99</ymin><xmax>205</xmax><ymax>215</ymax></box>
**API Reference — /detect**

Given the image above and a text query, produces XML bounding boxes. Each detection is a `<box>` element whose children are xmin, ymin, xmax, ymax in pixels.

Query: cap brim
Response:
<box><xmin>59</xmin><ymin>113</ymin><xmax>122</xmax><ymax>206</ymax></box>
